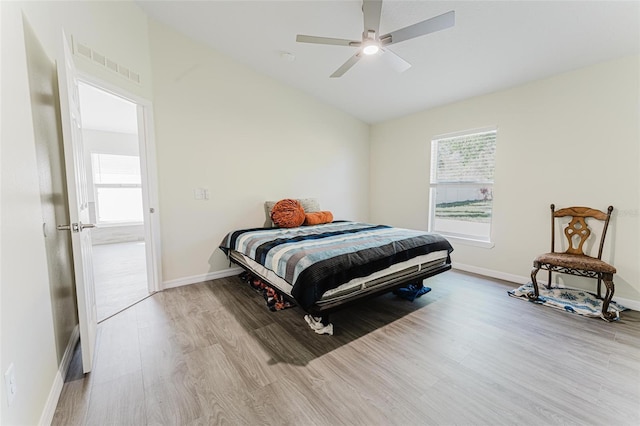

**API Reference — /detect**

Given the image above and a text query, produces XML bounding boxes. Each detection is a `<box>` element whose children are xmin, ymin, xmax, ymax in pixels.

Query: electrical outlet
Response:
<box><xmin>4</xmin><ymin>363</ymin><xmax>16</xmax><ymax>406</ymax></box>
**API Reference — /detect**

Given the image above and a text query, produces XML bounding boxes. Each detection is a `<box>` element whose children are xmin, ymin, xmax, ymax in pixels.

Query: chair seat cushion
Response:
<box><xmin>535</xmin><ymin>252</ymin><xmax>616</xmax><ymax>274</ymax></box>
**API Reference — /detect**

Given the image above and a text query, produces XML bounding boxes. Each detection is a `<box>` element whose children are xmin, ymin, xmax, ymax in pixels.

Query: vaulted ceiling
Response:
<box><xmin>137</xmin><ymin>1</ymin><xmax>640</xmax><ymax>123</ymax></box>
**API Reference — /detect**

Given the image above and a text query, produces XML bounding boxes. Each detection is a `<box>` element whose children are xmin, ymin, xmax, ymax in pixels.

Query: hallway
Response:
<box><xmin>93</xmin><ymin>241</ymin><xmax>148</xmax><ymax>321</ymax></box>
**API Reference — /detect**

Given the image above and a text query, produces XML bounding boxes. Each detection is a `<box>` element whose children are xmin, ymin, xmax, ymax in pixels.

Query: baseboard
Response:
<box><xmin>162</xmin><ymin>263</ymin><xmax>640</xmax><ymax>311</ymax></box>
<box><xmin>163</xmin><ymin>267</ymin><xmax>243</xmax><ymax>289</ymax></box>
<box><xmin>613</xmin><ymin>296</ymin><xmax>640</xmax><ymax>312</ymax></box>
<box><xmin>452</xmin><ymin>262</ymin><xmax>532</xmax><ymax>286</ymax></box>
<box><xmin>38</xmin><ymin>325</ymin><xmax>79</xmax><ymax>426</ymax></box>
<box><xmin>452</xmin><ymin>262</ymin><xmax>640</xmax><ymax>312</ymax></box>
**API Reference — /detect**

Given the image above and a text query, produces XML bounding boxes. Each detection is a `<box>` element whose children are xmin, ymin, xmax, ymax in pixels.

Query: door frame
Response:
<box><xmin>76</xmin><ymin>73</ymin><xmax>163</xmax><ymax>294</ymax></box>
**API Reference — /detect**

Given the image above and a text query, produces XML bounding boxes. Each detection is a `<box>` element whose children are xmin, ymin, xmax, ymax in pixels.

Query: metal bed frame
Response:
<box><xmin>228</xmin><ymin>250</ymin><xmax>452</xmax><ymax>325</ymax></box>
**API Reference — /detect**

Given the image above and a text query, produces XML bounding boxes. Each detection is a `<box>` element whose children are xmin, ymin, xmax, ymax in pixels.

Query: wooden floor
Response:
<box><xmin>53</xmin><ymin>270</ymin><xmax>640</xmax><ymax>425</ymax></box>
<box><xmin>93</xmin><ymin>242</ymin><xmax>149</xmax><ymax>322</ymax></box>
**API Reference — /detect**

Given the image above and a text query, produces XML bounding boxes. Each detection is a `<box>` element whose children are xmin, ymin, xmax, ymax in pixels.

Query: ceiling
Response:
<box><xmin>136</xmin><ymin>0</ymin><xmax>640</xmax><ymax>124</ymax></box>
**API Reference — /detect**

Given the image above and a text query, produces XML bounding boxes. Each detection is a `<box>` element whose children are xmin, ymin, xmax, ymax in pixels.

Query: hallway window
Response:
<box><xmin>91</xmin><ymin>153</ymin><xmax>143</xmax><ymax>224</ymax></box>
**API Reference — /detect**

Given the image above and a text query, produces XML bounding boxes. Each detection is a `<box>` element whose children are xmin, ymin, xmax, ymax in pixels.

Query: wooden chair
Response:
<box><xmin>530</xmin><ymin>204</ymin><xmax>617</xmax><ymax>321</ymax></box>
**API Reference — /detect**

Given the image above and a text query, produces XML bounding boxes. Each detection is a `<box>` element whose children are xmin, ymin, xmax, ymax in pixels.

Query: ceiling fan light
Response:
<box><xmin>363</xmin><ymin>44</ymin><xmax>380</xmax><ymax>55</ymax></box>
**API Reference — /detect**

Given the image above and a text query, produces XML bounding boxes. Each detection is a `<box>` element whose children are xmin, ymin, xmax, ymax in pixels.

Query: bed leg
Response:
<box><xmin>321</xmin><ymin>314</ymin><xmax>330</xmax><ymax>326</ymax></box>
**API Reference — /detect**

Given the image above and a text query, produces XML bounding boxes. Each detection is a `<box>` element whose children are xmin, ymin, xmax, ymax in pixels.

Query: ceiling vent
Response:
<box><xmin>72</xmin><ymin>37</ymin><xmax>141</xmax><ymax>85</ymax></box>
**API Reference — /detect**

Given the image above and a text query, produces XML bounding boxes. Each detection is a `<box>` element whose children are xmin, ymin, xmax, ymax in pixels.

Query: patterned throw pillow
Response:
<box><xmin>270</xmin><ymin>199</ymin><xmax>306</xmax><ymax>228</ymax></box>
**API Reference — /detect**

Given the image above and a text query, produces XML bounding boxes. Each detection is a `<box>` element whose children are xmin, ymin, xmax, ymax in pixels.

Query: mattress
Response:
<box><xmin>229</xmin><ymin>249</ymin><xmax>450</xmax><ymax>305</ymax></box>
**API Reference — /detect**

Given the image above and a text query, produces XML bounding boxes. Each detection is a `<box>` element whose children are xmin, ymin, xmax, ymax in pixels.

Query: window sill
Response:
<box><xmin>442</xmin><ymin>235</ymin><xmax>495</xmax><ymax>249</ymax></box>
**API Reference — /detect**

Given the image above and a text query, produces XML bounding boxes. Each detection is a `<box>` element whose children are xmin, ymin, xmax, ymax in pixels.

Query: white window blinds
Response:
<box><xmin>431</xmin><ymin>130</ymin><xmax>497</xmax><ymax>184</ymax></box>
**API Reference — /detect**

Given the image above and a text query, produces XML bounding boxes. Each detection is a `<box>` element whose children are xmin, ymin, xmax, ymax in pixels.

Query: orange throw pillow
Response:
<box><xmin>270</xmin><ymin>199</ymin><xmax>306</xmax><ymax>228</ymax></box>
<box><xmin>304</xmin><ymin>211</ymin><xmax>333</xmax><ymax>226</ymax></box>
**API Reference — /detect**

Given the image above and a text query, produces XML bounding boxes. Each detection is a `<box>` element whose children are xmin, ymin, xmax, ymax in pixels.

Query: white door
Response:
<box><xmin>57</xmin><ymin>32</ymin><xmax>97</xmax><ymax>373</ymax></box>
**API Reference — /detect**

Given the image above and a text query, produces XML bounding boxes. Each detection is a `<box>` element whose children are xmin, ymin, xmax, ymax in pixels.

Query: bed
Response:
<box><xmin>219</xmin><ymin>220</ymin><xmax>453</xmax><ymax>330</ymax></box>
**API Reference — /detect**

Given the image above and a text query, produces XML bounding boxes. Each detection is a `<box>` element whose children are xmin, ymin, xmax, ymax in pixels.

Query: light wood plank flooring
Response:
<box><xmin>53</xmin><ymin>270</ymin><xmax>640</xmax><ymax>425</ymax></box>
<box><xmin>93</xmin><ymin>242</ymin><xmax>149</xmax><ymax>322</ymax></box>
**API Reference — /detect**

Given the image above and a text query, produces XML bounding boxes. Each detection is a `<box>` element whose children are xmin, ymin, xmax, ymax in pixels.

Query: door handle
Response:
<box><xmin>57</xmin><ymin>222</ymin><xmax>97</xmax><ymax>232</ymax></box>
<box><xmin>79</xmin><ymin>222</ymin><xmax>96</xmax><ymax>231</ymax></box>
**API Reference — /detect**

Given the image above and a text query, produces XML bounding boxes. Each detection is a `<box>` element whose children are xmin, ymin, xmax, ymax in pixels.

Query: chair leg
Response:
<box><xmin>596</xmin><ymin>278</ymin><xmax>602</xmax><ymax>299</ymax></box>
<box><xmin>601</xmin><ymin>277</ymin><xmax>617</xmax><ymax>322</ymax></box>
<box><xmin>530</xmin><ymin>263</ymin><xmax>541</xmax><ymax>301</ymax></box>
<box><xmin>547</xmin><ymin>269</ymin><xmax>552</xmax><ymax>290</ymax></box>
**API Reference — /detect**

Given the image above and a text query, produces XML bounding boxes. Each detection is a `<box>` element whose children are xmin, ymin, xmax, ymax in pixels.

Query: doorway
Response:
<box><xmin>77</xmin><ymin>81</ymin><xmax>159</xmax><ymax>321</ymax></box>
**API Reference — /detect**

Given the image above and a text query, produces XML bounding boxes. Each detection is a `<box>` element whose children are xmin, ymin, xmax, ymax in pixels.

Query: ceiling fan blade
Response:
<box><xmin>382</xmin><ymin>10</ymin><xmax>455</xmax><ymax>46</ymax></box>
<box><xmin>330</xmin><ymin>53</ymin><xmax>362</xmax><ymax>78</ymax></box>
<box><xmin>362</xmin><ymin>0</ymin><xmax>383</xmax><ymax>36</ymax></box>
<box><xmin>380</xmin><ymin>48</ymin><xmax>411</xmax><ymax>73</ymax></box>
<box><xmin>296</xmin><ymin>34</ymin><xmax>359</xmax><ymax>47</ymax></box>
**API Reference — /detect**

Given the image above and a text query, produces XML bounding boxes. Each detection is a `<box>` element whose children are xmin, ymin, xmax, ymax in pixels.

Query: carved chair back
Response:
<box><xmin>550</xmin><ymin>205</ymin><xmax>614</xmax><ymax>260</ymax></box>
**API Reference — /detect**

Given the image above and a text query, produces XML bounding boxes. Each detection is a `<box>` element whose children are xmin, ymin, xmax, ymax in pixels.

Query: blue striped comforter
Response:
<box><xmin>220</xmin><ymin>221</ymin><xmax>453</xmax><ymax>308</ymax></box>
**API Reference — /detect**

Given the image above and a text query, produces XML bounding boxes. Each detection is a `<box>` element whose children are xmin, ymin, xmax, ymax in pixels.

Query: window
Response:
<box><xmin>429</xmin><ymin>128</ymin><xmax>497</xmax><ymax>244</ymax></box>
<box><xmin>91</xmin><ymin>153</ymin><xmax>143</xmax><ymax>224</ymax></box>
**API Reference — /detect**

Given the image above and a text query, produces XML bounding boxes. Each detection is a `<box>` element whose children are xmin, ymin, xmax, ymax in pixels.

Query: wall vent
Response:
<box><xmin>92</xmin><ymin>51</ymin><xmax>106</xmax><ymax>66</ymax></box>
<box><xmin>106</xmin><ymin>58</ymin><xmax>118</xmax><ymax>73</ymax></box>
<box><xmin>72</xmin><ymin>36</ymin><xmax>141</xmax><ymax>85</ymax></box>
<box><xmin>129</xmin><ymin>71</ymin><xmax>141</xmax><ymax>84</ymax></box>
<box><xmin>76</xmin><ymin>43</ymin><xmax>92</xmax><ymax>60</ymax></box>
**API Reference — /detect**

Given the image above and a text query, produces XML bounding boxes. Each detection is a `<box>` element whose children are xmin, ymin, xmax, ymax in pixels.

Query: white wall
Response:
<box><xmin>0</xmin><ymin>1</ymin><xmax>152</xmax><ymax>424</ymax></box>
<box><xmin>148</xmin><ymin>20</ymin><xmax>370</xmax><ymax>284</ymax></box>
<box><xmin>370</xmin><ymin>55</ymin><xmax>640</xmax><ymax>302</ymax></box>
<box><xmin>1</xmin><ymin>3</ymin><xmax>366</xmax><ymax>421</ymax></box>
<box><xmin>1</xmin><ymin>5</ymin><xmax>58</xmax><ymax>424</ymax></box>
<box><xmin>18</xmin><ymin>1</ymin><xmax>153</xmax><ymax>101</ymax></box>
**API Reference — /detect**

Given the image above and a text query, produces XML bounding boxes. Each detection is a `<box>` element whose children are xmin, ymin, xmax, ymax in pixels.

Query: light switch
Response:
<box><xmin>194</xmin><ymin>188</ymin><xmax>209</xmax><ymax>200</ymax></box>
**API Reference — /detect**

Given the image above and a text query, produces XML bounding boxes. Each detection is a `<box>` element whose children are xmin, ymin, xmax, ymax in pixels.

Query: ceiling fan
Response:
<box><xmin>296</xmin><ymin>0</ymin><xmax>455</xmax><ymax>78</ymax></box>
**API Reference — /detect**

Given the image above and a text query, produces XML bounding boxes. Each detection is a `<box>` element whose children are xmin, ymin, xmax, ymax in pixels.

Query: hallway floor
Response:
<box><xmin>93</xmin><ymin>241</ymin><xmax>149</xmax><ymax>321</ymax></box>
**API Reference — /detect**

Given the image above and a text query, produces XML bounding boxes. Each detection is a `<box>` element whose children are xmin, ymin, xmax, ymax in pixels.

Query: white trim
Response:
<box><xmin>162</xmin><ymin>267</ymin><xmax>243</xmax><ymax>289</ymax></box>
<box><xmin>38</xmin><ymin>326</ymin><xmax>80</xmax><ymax>426</ymax></box>
<box><xmin>77</xmin><ymin>72</ymin><xmax>162</xmax><ymax>294</ymax></box>
<box><xmin>612</xmin><ymin>295</ymin><xmax>640</xmax><ymax>312</ymax></box>
<box><xmin>137</xmin><ymin>103</ymin><xmax>163</xmax><ymax>293</ymax></box>
<box><xmin>167</xmin><ymin>264</ymin><xmax>640</xmax><ymax>311</ymax></box>
<box><xmin>453</xmin><ymin>262</ymin><xmax>640</xmax><ymax>311</ymax></box>
<box><xmin>453</xmin><ymin>262</ymin><xmax>530</xmax><ymax>285</ymax></box>
<box><xmin>446</xmin><ymin>235</ymin><xmax>495</xmax><ymax>249</ymax></box>
<box><xmin>76</xmin><ymin>71</ymin><xmax>147</xmax><ymax>105</ymax></box>
<box><xmin>432</xmin><ymin>126</ymin><xmax>498</xmax><ymax>142</ymax></box>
